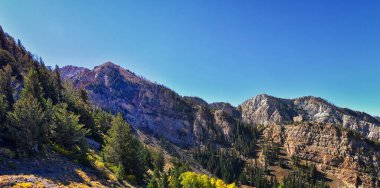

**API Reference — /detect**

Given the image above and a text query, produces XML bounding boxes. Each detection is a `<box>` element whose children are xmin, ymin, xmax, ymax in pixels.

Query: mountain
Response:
<box><xmin>61</xmin><ymin>62</ymin><xmax>380</xmax><ymax>187</ymax></box>
<box><xmin>1</xmin><ymin>25</ymin><xmax>242</xmax><ymax>188</ymax></box>
<box><xmin>240</xmin><ymin>94</ymin><xmax>380</xmax><ymax>142</ymax></box>
<box><xmin>60</xmin><ymin>62</ymin><xmax>236</xmax><ymax>147</ymax></box>
<box><xmin>61</xmin><ymin>63</ymin><xmax>380</xmax><ymax>144</ymax></box>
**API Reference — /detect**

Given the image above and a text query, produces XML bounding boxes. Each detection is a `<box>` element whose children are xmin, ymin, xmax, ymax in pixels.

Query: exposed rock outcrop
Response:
<box><xmin>263</xmin><ymin>122</ymin><xmax>380</xmax><ymax>187</ymax></box>
<box><xmin>240</xmin><ymin>94</ymin><xmax>380</xmax><ymax>143</ymax></box>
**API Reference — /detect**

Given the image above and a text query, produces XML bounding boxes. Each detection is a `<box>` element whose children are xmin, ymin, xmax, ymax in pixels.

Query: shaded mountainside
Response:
<box><xmin>61</xmin><ymin>62</ymin><xmax>380</xmax><ymax>187</ymax></box>
<box><xmin>61</xmin><ymin>62</ymin><xmax>235</xmax><ymax>147</ymax></box>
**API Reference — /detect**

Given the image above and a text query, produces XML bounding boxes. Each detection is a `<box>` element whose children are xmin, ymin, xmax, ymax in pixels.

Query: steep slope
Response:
<box><xmin>60</xmin><ymin>62</ymin><xmax>236</xmax><ymax>147</ymax></box>
<box><xmin>240</xmin><ymin>94</ymin><xmax>380</xmax><ymax>142</ymax></box>
<box><xmin>262</xmin><ymin>122</ymin><xmax>380</xmax><ymax>187</ymax></box>
<box><xmin>0</xmin><ymin>26</ymin><xmax>133</xmax><ymax>187</ymax></box>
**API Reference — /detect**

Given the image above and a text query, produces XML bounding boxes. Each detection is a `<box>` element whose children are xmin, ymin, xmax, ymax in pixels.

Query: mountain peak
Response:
<box><xmin>96</xmin><ymin>61</ymin><xmax>120</xmax><ymax>69</ymax></box>
<box><xmin>255</xmin><ymin>93</ymin><xmax>271</xmax><ymax>98</ymax></box>
<box><xmin>246</xmin><ymin>93</ymin><xmax>272</xmax><ymax>101</ymax></box>
<box><xmin>60</xmin><ymin>65</ymin><xmax>89</xmax><ymax>80</ymax></box>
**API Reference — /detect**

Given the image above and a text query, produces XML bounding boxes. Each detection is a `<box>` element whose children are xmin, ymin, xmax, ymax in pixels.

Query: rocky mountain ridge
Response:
<box><xmin>240</xmin><ymin>94</ymin><xmax>380</xmax><ymax>142</ymax></box>
<box><xmin>61</xmin><ymin>62</ymin><xmax>226</xmax><ymax>146</ymax></box>
<box><xmin>60</xmin><ymin>63</ymin><xmax>380</xmax><ymax>145</ymax></box>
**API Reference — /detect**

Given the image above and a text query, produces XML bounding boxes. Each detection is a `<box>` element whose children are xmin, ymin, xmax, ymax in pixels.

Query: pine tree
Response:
<box><xmin>102</xmin><ymin>113</ymin><xmax>147</xmax><ymax>179</ymax></box>
<box><xmin>21</xmin><ymin>69</ymin><xmax>44</xmax><ymax>103</ymax></box>
<box><xmin>52</xmin><ymin>65</ymin><xmax>63</xmax><ymax>103</ymax></box>
<box><xmin>0</xmin><ymin>64</ymin><xmax>14</xmax><ymax>108</ymax></box>
<box><xmin>37</xmin><ymin>61</ymin><xmax>56</xmax><ymax>102</ymax></box>
<box><xmin>0</xmin><ymin>25</ymin><xmax>8</xmax><ymax>50</ymax></box>
<box><xmin>0</xmin><ymin>94</ymin><xmax>8</xmax><ymax>136</ymax></box>
<box><xmin>39</xmin><ymin>99</ymin><xmax>54</xmax><ymax>147</ymax></box>
<box><xmin>92</xmin><ymin>109</ymin><xmax>113</xmax><ymax>142</ymax></box>
<box><xmin>148</xmin><ymin>177</ymin><xmax>159</xmax><ymax>188</ymax></box>
<box><xmin>0</xmin><ymin>94</ymin><xmax>7</xmax><ymax>122</ymax></box>
<box><xmin>160</xmin><ymin>172</ymin><xmax>170</xmax><ymax>188</ymax></box>
<box><xmin>6</xmin><ymin>93</ymin><xmax>45</xmax><ymax>155</ymax></box>
<box><xmin>154</xmin><ymin>150</ymin><xmax>165</xmax><ymax>173</ymax></box>
<box><xmin>62</xmin><ymin>82</ymin><xmax>97</xmax><ymax>138</ymax></box>
<box><xmin>52</xmin><ymin>102</ymin><xmax>88</xmax><ymax>149</ymax></box>
<box><xmin>169</xmin><ymin>168</ymin><xmax>181</xmax><ymax>188</ymax></box>
<box><xmin>115</xmin><ymin>163</ymin><xmax>126</xmax><ymax>180</ymax></box>
<box><xmin>0</xmin><ymin>49</ymin><xmax>16</xmax><ymax>69</ymax></box>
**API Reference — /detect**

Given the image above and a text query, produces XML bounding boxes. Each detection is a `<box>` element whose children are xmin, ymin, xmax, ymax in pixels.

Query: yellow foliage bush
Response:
<box><xmin>179</xmin><ymin>171</ymin><xmax>237</xmax><ymax>188</ymax></box>
<box><xmin>94</xmin><ymin>160</ymin><xmax>105</xmax><ymax>170</ymax></box>
<box><xmin>75</xmin><ymin>169</ymin><xmax>91</xmax><ymax>183</ymax></box>
<box><xmin>12</xmin><ymin>182</ymin><xmax>33</xmax><ymax>188</ymax></box>
<box><xmin>87</xmin><ymin>152</ymin><xmax>105</xmax><ymax>170</ymax></box>
<box><xmin>52</xmin><ymin>143</ymin><xmax>71</xmax><ymax>156</ymax></box>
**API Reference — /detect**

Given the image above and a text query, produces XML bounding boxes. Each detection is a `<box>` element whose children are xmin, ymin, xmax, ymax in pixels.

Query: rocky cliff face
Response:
<box><xmin>263</xmin><ymin>122</ymin><xmax>380</xmax><ymax>187</ymax></box>
<box><xmin>209</xmin><ymin>102</ymin><xmax>241</xmax><ymax>119</ymax></box>
<box><xmin>240</xmin><ymin>94</ymin><xmax>380</xmax><ymax>143</ymax></box>
<box><xmin>60</xmin><ymin>62</ymin><xmax>235</xmax><ymax>147</ymax></box>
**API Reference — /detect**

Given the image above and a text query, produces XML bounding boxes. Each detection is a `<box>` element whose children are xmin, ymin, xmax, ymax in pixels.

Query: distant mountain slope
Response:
<box><xmin>240</xmin><ymin>94</ymin><xmax>380</xmax><ymax>142</ymax></box>
<box><xmin>61</xmin><ymin>62</ymin><xmax>235</xmax><ymax>147</ymax></box>
<box><xmin>61</xmin><ymin>63</ymin><xmax>380</xmax><ymax>144</ymax></box>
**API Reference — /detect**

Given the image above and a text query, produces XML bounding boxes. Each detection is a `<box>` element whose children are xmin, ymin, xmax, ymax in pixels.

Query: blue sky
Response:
<box><xmin>1</xmin><ymin>1</ymin><xmax>379</xmax><ymax>115</ymax></box>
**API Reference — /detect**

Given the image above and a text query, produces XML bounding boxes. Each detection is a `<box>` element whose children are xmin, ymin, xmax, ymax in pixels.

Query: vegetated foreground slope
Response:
<box><xmin>61</xmin><ymin>63</ymin><xmax>380</xmax><ymax>187</ymax></box>
<box><xmin>0</xmin><ymin>25</ymin><xmax>241</xmax><ymax>188</ymax></box>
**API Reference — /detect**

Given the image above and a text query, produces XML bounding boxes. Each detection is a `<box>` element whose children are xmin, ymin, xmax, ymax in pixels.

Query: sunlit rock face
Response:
<box><xmin>240</xmin><ymin>94</ymin><xmax>380</xmax><ymax>142</ymax></box>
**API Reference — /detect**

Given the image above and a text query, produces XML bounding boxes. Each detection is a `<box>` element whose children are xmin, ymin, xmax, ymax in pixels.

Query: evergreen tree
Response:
<box><xmin>37</xmin><ymin>61</ymin><xmax>56</xmax><ymax>102</ymax></box>
<box><xmin>154</xmin><ymin>150</ymin><xmax>165</xmax><ymax>173</ymax></box>
<box><xmin>52</xmin><ymin>65</ymin><xmax>63</xmax><ymax>103</ymax></box>
<box><xmin>21</xmin><ymin>69</ymin><xmax>44</xmax><ymax>103</ymax></box>
<box><xmin>52</xmin><ymin>103</ymin><xmax>88</xmax><ymax>149</ymax></box>
<box><xmin>0</xmin><ymin>94</ymin><xmax>8</xmax><ymax>138</ymax></box>
<box><xmin>62</xmin><ymin>82</ymin><xmax>97</xmax><ymax>138</ymax></box>
<box><xmin>101</xmin><ymin>113</ymin><xmax>147</xmax><ymax>179</ymax></box>
<box><xmin>92</xmin><ymin>109</ymin><xmax>113</xmax><ymax>142</ymax></box>
<box><xmin>0</xmin><ymin>94</ymin><xmax>7</xmax><ymax>123</ymax></box>
<box><xmin>116</xmin><ymin>163</ymin><xmax>126</xmax><ymax>180</ymax></box>
<box><xmin>0</xmin><ymin>64</ymin><xmax>14</xmax><ymax>107</ymax></box>
<box><xmin>169</xmin><ymin>165</ymin><xmax>182</xmax><ymax>188</ymax></box>
<box><xmin>148</xmin><ymin>177</ymin><xmax>159</xmax><ymax>188</ymax></box>
<box><xmin>160</xmin><ymin>172</ymin><xmax>170</xmax><ymax>188</ymax></box>
<box><xmin>0</xmin><ymin>49</ymin><xmax>16</xmax><ymax>70</ymax></box>
<box><xmin>6</xmin><ymin>94</ymin><xmax>45</xmax><ymax>155</ymax></box>
<box><xmin>39</xmin><ymin>99</ymin><xmax>55</xmax><ymax>147</ymax></box>
<box><xmin>0</xmin><ymin>25</ymin><xmax>8</xmax><ymax>50</ymax></box>
<box><xmin>193</xmin><ymin>144</ymin><xmax>244</xmax><ymax>183</ymax></box>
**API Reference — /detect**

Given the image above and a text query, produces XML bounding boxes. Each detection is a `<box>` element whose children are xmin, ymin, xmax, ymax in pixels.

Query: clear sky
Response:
<box><xmin>0</xmin><ymin>1</ymin><xmax>379</xmax><ymax>115</ymax></box>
